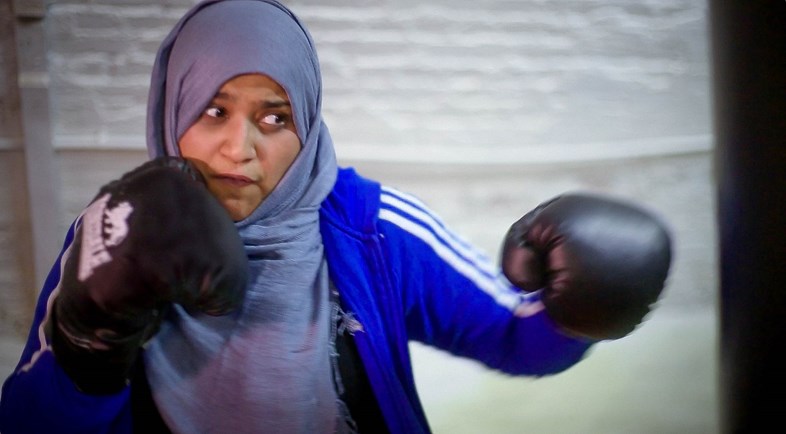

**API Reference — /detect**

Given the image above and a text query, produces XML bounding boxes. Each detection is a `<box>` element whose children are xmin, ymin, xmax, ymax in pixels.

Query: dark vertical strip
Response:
<box><xmin>710</xmin><ymin>1</ymin><xmax>786</xmax><ymax>432</ymax></box>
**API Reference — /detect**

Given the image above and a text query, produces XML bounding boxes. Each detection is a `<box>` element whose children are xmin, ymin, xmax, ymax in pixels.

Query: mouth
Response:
<box><xmin>213</xmin><ymin>173</ymin><xmax>255</xmax><ymax>187</ymax></box>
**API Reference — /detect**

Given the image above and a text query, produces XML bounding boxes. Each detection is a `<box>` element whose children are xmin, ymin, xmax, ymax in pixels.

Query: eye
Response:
<box><xmin>260</xmin><ymin>113</ymin><xmax>287</xmax><ymax>127</ymax></box>
<box><xmin>203</xmin><ymin>106</ymin><xmax>225</xmax><ymax>118</ymax></box>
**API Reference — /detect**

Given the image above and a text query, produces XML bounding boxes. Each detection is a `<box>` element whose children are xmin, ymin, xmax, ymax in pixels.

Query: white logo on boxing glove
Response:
<box><xmin>78</xmin><ymin>194</ymin><xmax>133</xmax><ymax>281</ymax></box>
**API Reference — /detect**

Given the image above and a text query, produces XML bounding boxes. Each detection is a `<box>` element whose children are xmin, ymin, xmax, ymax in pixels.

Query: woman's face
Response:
<box><xmin>178</xmin><ymin>74</ymin><xmax>301</xmax><ymax>221</ymax></box>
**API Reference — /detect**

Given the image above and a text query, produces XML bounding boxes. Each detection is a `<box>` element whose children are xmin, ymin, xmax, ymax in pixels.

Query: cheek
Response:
<box><xmin>283</xmin><ymin>144</ymin><xmax>301</xmax><ymax>168</ymax></box>
<box><xmin>178</xmin><ymin>133</ymin><xmax>204</xmax><ymax>160</ymax></box>
<box><xmin>278</xmin><ymin>132</ymin><xmax>302</xmax><ymax>168</ymax></box>
<box><xmin>177</xmin><ymin>124</ymin><xmax>219</xmax><ymax>161</ymax></box>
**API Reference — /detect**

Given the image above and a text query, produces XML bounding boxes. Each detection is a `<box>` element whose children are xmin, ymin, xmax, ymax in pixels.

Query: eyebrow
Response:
<box><xmin>213</xmin><ymin>91</ymin><xmax>290</xmax><ymax>107</ymax></box>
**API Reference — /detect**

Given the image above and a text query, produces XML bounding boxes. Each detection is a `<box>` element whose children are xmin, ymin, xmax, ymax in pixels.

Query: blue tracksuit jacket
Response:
<box><xmin>0</xmin><ymin>167</ymin><xmax>592</xmax><ymax>433</ymax></box>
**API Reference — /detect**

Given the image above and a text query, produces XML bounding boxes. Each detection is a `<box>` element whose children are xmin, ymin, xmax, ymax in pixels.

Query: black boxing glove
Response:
<box><xmin>501</xmin><ymin>193</ymin><xmax>672</xmax><ymax>340</ymax></box>
<box><xmin>50</xmin><ymin>157</ymin><xmax>248</xmax><ymax>394</ymax></box>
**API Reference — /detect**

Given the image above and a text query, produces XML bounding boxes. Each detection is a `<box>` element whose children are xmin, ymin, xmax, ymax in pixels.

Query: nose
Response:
<box><xmin>220</xmin><ymin>116</ymin><xmax>257</xmax><ymax>163</ymax></box>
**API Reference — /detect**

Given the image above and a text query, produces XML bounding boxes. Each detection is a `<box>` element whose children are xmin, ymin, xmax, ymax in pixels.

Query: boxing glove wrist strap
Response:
<box><xmin>49</xmin><ymin>299</ymin><xmax>160</xmax><ymax>395</ymax></box>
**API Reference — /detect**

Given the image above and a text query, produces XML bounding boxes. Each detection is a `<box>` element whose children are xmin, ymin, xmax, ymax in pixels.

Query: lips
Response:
<box><xmin>213</xmin><ymin>173</ymin><xmax>254</xmax><ymax>187</ymax></box>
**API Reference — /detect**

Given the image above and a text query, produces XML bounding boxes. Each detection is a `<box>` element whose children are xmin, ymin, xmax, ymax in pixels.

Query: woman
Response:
<box><xmin>0</xmin><ymin>1</ymin><xmax>671</xmax><ymax>433</ymax></box>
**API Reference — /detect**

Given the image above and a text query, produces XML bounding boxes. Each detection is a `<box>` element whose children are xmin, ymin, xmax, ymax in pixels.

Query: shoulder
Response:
<box><xmin>320</xmin><ymin>167</ymin><xmax>381</xmax><ymax>233</ymax></box>
<box><xmin>320</xmin><ymin>167</ymin><xmax>445</xmax><ymax>241</ymax></box>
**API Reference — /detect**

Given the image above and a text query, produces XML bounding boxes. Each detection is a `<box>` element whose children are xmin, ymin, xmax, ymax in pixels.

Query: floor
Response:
<box><xmin>411</xmin><ymin>306</ymin><xmax>718</xmax><ymax>433</ymax></box>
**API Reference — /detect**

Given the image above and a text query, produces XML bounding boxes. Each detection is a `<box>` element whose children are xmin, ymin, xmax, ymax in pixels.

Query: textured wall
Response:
<box><xmin>0</xmin><ymin>0</ymin><xmax>715</xmax><ymax>353</ymax></box>
<box><xmin>0</xmin><ymin>0</ymin><xmax>21</xmax><ymax>150</ymax></box>
<box><xmin>0</xmin><ymin>0</ymin><xmax>37</xmax><ymax>337</ymax></box>
<box><xmin>45</xmin><ymin>0</ymin><xmax>711</xmax><ymax>159</ymax></box>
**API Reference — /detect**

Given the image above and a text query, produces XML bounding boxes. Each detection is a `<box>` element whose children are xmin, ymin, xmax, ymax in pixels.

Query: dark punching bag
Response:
<box><xmin>710</xmin><ymin>0</ymin><xmax>786</xmax><ymax>432</ymax></box>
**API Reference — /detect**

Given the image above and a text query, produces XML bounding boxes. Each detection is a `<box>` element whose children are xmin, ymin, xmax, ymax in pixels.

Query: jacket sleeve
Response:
<box><xmin>0</xmin><ymin>219</ymin><xmax>133</xmax><ymax>434</ymax></box>
<box><xmin>377</xmin><ymin>186</ymin><xmax>595</xmax><ymax>376</ymax></box>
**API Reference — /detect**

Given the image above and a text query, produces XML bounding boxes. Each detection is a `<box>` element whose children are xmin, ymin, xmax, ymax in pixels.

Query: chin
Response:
<box><xmin>227</xmin><ymin>208</ymin><xmax>251</xmax><ymax>222</ymax></box>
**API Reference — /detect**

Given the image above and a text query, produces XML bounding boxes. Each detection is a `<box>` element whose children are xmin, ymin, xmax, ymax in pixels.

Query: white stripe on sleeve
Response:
<box><xmin>380</xmin><ymin>189</ymin><xmax>495</xmax><ymax>275</ymax></box>
<box><xmin>379</xmin><ymin>206</ymin><xmax>532</xmax><ymax>312</ymax></box>
<box><xmin>19</xmin><ymin>215</ymin><xmax>84</xmax><ymax>373</ymax></box>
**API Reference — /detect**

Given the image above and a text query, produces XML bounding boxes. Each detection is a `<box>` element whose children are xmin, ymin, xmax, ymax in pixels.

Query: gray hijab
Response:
<box><xmin>143</xmin><ymin>1</ymin><xmax>341</xmax><ymax>432</ymax></box>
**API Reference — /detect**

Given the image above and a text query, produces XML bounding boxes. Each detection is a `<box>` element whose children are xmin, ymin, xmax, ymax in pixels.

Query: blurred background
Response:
<box><xmin>1</xmin><ymin>0</ymin><xmax>717</xmax><ymax>432</ymax></box>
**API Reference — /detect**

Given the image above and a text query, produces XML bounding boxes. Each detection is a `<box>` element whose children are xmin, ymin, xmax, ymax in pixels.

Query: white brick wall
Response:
<box><xmin>0</xmin><ymin>0</ymin><xmax>715</xmax><ymax>336</ymax></box>
<box><xmin>2</xmin><ymin>0</ymin><xmax>715</xmax><ymax>315</ymax></box>
<box><xmin>46</xmin><ymin>0</ymin><xmax>711</xmax><ymax>160</ymax></box>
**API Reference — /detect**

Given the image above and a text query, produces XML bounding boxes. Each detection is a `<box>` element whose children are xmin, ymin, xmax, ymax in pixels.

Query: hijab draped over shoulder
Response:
<box><xmin>144</xmin><ymin>1</ymin><xmax>342</xmax><ymax>432</ymax></box>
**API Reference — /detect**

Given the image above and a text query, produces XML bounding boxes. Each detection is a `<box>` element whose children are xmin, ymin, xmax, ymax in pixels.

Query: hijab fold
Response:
<box><xmin>143</xmin><ymin>1</ymin><xmax>341</xmax><ymax>432</ymax></box>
